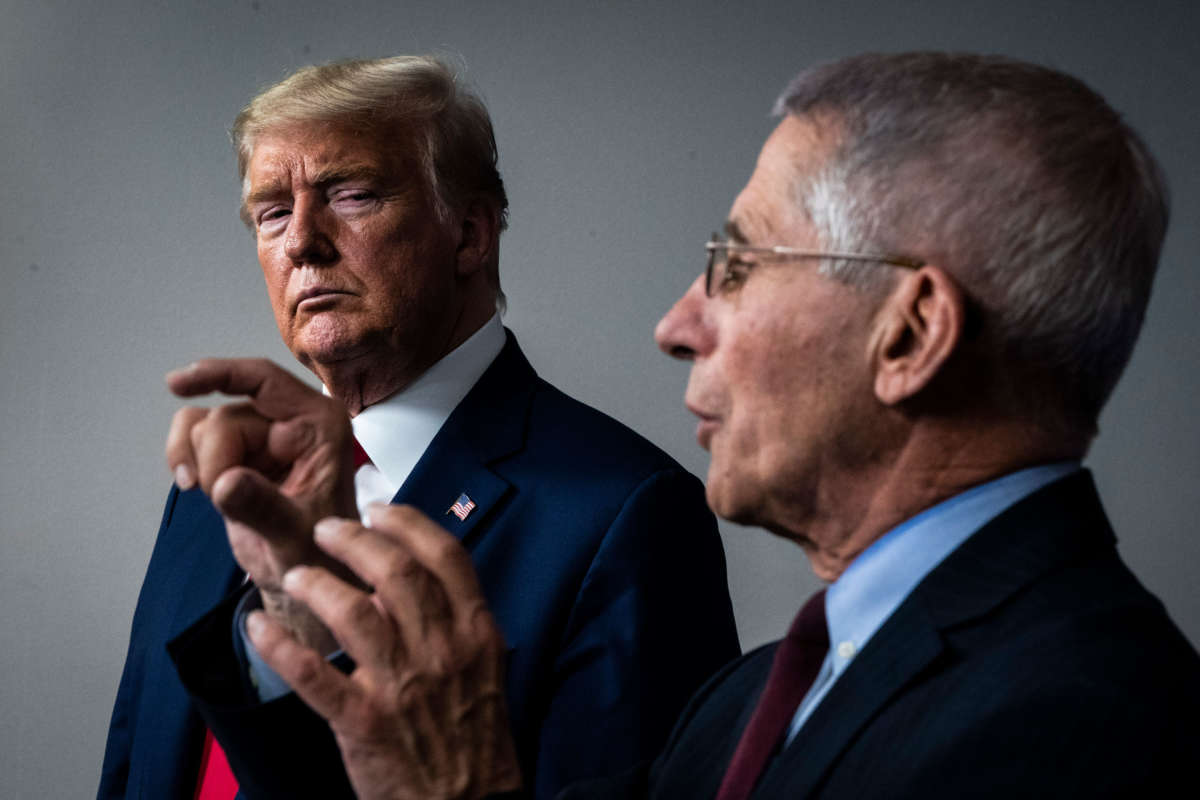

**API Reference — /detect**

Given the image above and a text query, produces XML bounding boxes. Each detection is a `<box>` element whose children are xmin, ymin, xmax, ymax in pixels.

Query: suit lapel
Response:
<box><xmin>759</xmin><ymin>602</ymin><xmax>944</xmax><ymax>796</ymax></box>
<box><xmin>753</xmin><ymin>470</ymin><xmax>1111</xmax><ymax>797</ymax></box>
<box><xmin>392</xmin><ymin>431</ymin><xmax>514</xmax><ymax>544</ymax></box>
<box><xmin>391</xmin><ymin>331</ymin><xmax>536</xmax><ymax>546</ymax></box>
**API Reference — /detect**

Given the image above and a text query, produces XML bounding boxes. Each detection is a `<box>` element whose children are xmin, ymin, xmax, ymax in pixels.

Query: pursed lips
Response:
<box><xmin>293</xmin><ymin>286</ymin><xmax>354</xmax><ymax>312</ymax></box>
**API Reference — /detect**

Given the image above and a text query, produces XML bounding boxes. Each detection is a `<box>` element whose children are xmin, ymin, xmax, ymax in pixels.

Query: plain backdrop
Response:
<box><xmin>2</xmin><ymin>0</ymin><xmax>1198</xmax><ymax>795</ymax></box>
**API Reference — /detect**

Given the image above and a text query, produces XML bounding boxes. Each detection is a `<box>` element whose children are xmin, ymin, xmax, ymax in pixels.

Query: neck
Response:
<box><xmin>786</xmin><ymin>416</ymin><xmax>1085</xmax><ymax>582</ymax></box>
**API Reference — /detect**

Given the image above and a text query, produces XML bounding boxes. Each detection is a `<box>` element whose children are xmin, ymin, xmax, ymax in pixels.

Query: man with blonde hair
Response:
<box><xmin>98</xmin><ymin>56</ymin><xmax>737</xmax><ymax>800</ymax></box>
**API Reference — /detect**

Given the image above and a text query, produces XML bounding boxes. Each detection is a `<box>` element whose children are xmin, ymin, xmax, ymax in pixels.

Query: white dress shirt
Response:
<box><xmin>242</xmin><ymin>312</ymin><xmax>505</xmax><ymax>699</ymax></box>
<box><xmin>349</xmin><ymin>311</ymin><xmax>506</xmax><ymax>517</ymax></box>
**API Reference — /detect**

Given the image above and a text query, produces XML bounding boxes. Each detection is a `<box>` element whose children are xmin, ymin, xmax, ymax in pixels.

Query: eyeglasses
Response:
<box><xmin>704</xmin><ymin>233</ymin><xmax>924</xmax><ymax>297</ymax></box>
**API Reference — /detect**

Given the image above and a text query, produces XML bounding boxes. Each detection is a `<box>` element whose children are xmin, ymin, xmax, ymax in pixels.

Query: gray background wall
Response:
<box><xmin>2</xmin><ymin>0</ymin><xmax>1197</xmax><ymax>795</ymax></box>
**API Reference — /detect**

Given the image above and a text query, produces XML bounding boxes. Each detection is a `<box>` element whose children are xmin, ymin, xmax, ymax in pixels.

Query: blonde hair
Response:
<box><xmin>232</xmin><ymin>55</ymin><xmax>509</xmax><ymax>300</ymax></box>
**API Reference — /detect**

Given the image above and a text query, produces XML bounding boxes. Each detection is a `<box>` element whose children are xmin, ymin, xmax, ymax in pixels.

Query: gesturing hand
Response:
<box><xmin>165</xmin><ymin>357</ymin><xmax>359</xmax><ymax>651</ymax></box>
<box><xmin>245</xmin><ymin>505</ymin><xmax>523</xmax><ymax>800</ymax></box>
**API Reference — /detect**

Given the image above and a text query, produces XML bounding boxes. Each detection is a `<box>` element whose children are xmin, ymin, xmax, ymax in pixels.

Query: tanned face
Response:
<box><xmin>244</xmin><ymin>121</ymin><xmax>473</xmax><ymax>403</ymax></box>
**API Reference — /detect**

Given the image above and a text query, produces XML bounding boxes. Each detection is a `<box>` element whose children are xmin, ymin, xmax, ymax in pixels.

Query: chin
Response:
<box><xmin>293</xmin><ymin>321</ymin><xmax>371</xmax><ymax>365</ymax></box>
<box><xmin>704</xmin><ymin>477</ymin><xmax>753</xmax><ymax>526</ymax></box>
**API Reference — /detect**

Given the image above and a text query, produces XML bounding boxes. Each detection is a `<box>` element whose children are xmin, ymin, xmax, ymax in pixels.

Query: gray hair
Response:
<box><xmin>775</xmin><ymin>52</ymin><xmax>1169</xmax><ymax>437</ymax></box>
<box><xmin>233</xmin><ymin>55</ymin><xmax>509</xmax><ymax>302</ymax></box>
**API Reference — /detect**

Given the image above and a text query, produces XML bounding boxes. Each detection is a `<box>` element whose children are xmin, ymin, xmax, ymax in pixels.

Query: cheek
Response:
<box><xmin>726</xmin><ymin>322</ymin><xmax>804</xmax><ymax>419</ymax></box>
<box><xmin>255</xmin><ymin>249</ymin><xmax>295</xmax><ymax>332</ymax></box>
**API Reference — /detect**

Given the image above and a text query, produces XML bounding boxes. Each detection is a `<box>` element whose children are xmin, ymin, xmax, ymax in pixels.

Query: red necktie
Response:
<box><xmin>194</xmin><ymin>730</ymin><xmax>237</xmax><ymax>800</ymax></box>
<box><xmin>352</xmin><ymin>436</ymin><xmax>372</xmax><ymax>469</ymax></box>
<box><xmin>715</xmin><ymin>589</ymin><xmax>829</xmax><ymax>800</ymax></box>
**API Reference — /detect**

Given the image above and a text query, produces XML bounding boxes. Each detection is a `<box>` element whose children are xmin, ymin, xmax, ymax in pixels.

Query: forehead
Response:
<box><xmin>244</xmin><ymin>121</ymin><xmax>416</xmax><ymax>194</ymax></box>
<box><xmin>728</xmin><ymin>114</ymin><xmax>836</xmax><ymax>243</ymax></box>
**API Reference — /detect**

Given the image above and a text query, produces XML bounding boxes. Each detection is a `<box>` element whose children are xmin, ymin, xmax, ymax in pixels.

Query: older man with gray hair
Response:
<box><xmin>247</xmin><ymin>52</ymin><xmax>1200</xmax><ymax>799</ymax></box>
<box><xmin>98</xmin><ymin>56</ymin><xmax>738</xmax><ymax>800</ymax></box>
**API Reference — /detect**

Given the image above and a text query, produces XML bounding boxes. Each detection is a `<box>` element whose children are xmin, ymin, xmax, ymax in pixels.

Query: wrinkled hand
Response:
<box><xmin>246</xmin><ymin>504</ymin><xmax>522</xmax><ymax>800</ymax></box>
<box><xmin>165</xmin><ymin>357</ymin><xmax>359</xmax><ymax>650</ymax></box>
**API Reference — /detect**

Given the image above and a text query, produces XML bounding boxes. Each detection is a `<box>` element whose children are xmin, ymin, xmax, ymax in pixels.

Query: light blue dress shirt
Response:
<box><xmin>784</xmin><ymin>461</ymin><xmax>1081</xmax><ymax>745</ymax></box>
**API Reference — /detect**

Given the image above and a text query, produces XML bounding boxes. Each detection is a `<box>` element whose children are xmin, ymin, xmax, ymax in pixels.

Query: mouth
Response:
<box><xmin>686</xmin><ymin>402</ymin><xmax>720</xmax><ymax>449</ymax></box>
<box><xmin>294</xmin><ymin>287</ymin><xmax>353</xmax><ymax>312</ymax></box>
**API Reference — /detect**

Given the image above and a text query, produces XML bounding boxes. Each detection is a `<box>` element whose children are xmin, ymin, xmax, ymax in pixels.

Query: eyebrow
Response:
<box><xmin>723</xmin><ymin>220</ymin><xmax>750</xmax><ymax>244</ymax></box>
<box><xmin>243</xmin><ymin>164</ymin><xmax>389</xmax><ymax>209</ymax></box>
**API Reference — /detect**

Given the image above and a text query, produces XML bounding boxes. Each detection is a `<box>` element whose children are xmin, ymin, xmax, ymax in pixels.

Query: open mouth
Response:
<box><xmin>687</xmin><ymin>403</ymin><xmax>720</xmax><ymax>447</ymax></box>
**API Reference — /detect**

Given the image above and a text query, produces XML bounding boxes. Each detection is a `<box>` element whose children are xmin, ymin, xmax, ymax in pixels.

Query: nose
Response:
<box><xmin>283</xmin><ymin>196</ymin><xmax>337</xmax><ymax>265</ymax></box>
<box><xmin>654</xmin><ymin>274</ymin><xmax>713</xmax><ymax>361</ymax></box>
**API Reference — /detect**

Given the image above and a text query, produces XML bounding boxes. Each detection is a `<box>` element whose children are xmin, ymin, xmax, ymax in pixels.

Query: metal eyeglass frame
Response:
<box><xmin>705</xmin><ymin>234</ymin><xmax>924</xmax><ymax>296</ymax></box>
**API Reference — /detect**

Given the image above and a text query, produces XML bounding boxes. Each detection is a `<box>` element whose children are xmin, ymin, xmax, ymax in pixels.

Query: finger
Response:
<box><xmin>165</xmin><ymin>406</ymin><xmax>209</xmax><ymax>490</ymax></box>
<box><xmin>365</xmin><ymin>505</ymin><xmax>488</xmax><ymax>624</ymax></box>
<box><xmin>281</xmin><ymin>565</ymin><xmax>403</xmax><ymax>675</ymax></box>
<box><xmin>189</xmin><ymin>403</ymin><xmax>270</xmax><ymax>494</ymax></box>
<box><xmin>266</xmin><ymin>417</ymin><xmax>357</xmax><ymax>496</ymax></box>
<box><xmin>312</xmin><ymin>517</ymin><xmax>451</xmax><ymax>655</ymax></box>
<box><xmin>166</xmin><ymin>358</ymin><xmax>325</xmax><ymax>421</ymax></box>
<box><xmin>212</xmin><ymin>467</ymin><xmax>309</xmax><ymax>545</ymax></box>
<box><xmin>246</xmin><ymin>609</ymin><xmax>362</xmax><ymax>725</ymax></box>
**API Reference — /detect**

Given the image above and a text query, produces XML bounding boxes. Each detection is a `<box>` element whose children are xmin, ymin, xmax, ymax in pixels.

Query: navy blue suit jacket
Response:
<box><xmin>567</xmin><ymin>470</ymin><xmax>1200</xmax><ymax>799</ymax></box>
<box><xmin>99</xmin><ymin>333</ymin><xmax>739</xmax><ymax>799</ymax></box>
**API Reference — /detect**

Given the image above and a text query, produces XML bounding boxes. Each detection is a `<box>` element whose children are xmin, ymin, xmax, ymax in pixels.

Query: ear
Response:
<box><xmin>870</xmin><ymin>266</ymin><xmax>967</xmax><ymax>406</ymax></box>
<box><xmin>453</xmin><ymin>198</ymin><xmax>499</xmax><ymax>279</ymax></box>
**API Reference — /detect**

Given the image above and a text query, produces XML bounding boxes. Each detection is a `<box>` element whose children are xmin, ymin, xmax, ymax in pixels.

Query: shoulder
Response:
<box><xmin>463</xmin><ymin>331</ymin><xmax>692</xmax><ymax>489</ymax></box>
<box><xmin>637</xmin><ymin>643</ymin><xmax>777</xmax><ymax>795</ymax></box>
<box><xmin>894</xmin><ymin>547</ymin><xmax>1200</xmax><ymax>783</ymax></box>
<box><xmin>648</xmin><ymin>641</ymin><xmax>778</xmax><ymax>761</ymax></box>
<box><xmin>527</xmin><ymin>375</ymin><xmax>687</xmax><ymax>475</ymax></box>
<box><xmin>485</xmin><ymin>361</ymin><xmax>703</xmax><ymax>511</ymax></box>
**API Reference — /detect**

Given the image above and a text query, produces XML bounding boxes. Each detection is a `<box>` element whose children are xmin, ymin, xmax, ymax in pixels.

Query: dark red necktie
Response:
<box><xmin>195</xmin><ymin>437</ymin><xmax>372</xmax><ymax>799</ymax></box>
<box><xmin>715</xmin><ymin>589</ymin><xmax>829</xmax><ymax>800</ymax></box>
<box><xmin>352</xmin><ymin>436</ymin><xmax>372</xmax><ymax>469</ymax></box>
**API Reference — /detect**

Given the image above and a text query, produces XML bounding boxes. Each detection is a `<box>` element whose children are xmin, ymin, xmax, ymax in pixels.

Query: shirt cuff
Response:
<box><xmin>234</xmin><ymin>587</ymin><xmax>358</xmax><ymax>703</ymax></box>
<box><xmin>233</xmin><ymin>588</ymin><xmax>297</xmax><ymax>702</ymax></box>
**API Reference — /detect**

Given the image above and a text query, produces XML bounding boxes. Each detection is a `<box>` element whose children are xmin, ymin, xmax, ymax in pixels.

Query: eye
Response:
<box><xmin>256</xmin><ymin>205</ymin><xmax>291</xmax><ymax>231</ymax></box>
<box><xmin>716</xmin><ymin>254</ymin><xmax>756</xmax><ymax>292</ymax></box>
<box><xmin>330</xmin><ymin>188</ymin><xmax>377</xmax><ymax>208</ymax></box>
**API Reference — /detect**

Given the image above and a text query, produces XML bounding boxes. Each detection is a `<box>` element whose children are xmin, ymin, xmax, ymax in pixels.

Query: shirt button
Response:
<box><xmin>837</xmin><ymin>641</ymin><xmax>857</xmax><ymax>659</ymax></box>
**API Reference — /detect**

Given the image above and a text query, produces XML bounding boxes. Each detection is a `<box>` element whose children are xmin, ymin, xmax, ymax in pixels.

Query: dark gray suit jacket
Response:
<box><xmin>568</xmin><ymin>470</ymin><xmax>1200</xmax><ymax>798</ymax></box>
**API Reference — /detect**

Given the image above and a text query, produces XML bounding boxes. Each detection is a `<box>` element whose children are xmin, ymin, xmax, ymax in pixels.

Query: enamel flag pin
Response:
<box><xmin>447</xmin><ymin>492</ymin><xmax>476</xmax><ymax>521</ymax></box>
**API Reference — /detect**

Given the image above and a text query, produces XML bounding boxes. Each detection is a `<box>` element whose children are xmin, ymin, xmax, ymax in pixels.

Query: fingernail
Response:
<box><xmin>174</xmin><ymin>464</ymin><xmax>195</xmax><ymax>490</ymax></box>
<box><xmin>314</xmin><ymin>518</ymin><xmax>342</xmax><ymax>541</ymax></box>
<box><xmin>246</xmin><ymin>610</ymin><xmax>266</xmax><ymax>638</ymax></box>
<box><xmin>283</xmin><ymin>566</ymin><xmax>308</xmax><ymax>589</ymax></box>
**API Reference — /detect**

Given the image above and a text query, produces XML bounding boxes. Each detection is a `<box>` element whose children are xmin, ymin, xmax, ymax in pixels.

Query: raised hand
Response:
<box><xmin>246</xmin><ymin>505</ymin><xmax>522</xmax><ymax>800</ymax></box>
<box><xmin>165</xmin><ymin>357</ymin><xmax>359</xmax><ymax>651</ymax></box>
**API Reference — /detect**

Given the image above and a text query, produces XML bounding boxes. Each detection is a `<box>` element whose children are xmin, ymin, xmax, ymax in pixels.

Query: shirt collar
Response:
<box><xmin>346</xmin><ymin>312</ymin><xmax>505</xmax><ymax>490</ymax></box>
<box><xmin>823</xmin><ymin>461</ymin><xmax>1081</xmax><ymax>672</ymax></box>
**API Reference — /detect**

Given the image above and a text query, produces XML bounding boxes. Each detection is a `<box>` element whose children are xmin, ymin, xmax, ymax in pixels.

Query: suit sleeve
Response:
<box><xmin>97</xmin><ymin>486</ymin><xmax>184</xmax><ymax>800</ymax></box>
<box><xmin>531</xmin><ymin>468</ymin><xmax>740</xmax><ymax>799</ymax></box>
<box><xmin>96</xmin><ymin>649</ymin><xmax>135</xmax><ymax>798</ymax></box>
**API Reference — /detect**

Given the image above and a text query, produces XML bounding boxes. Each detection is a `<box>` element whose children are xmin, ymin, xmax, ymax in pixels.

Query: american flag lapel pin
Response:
<box><xmin>447</xmin><ymin>492</ymin><xmax>476</xmax><ymax>521</ymax></box>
